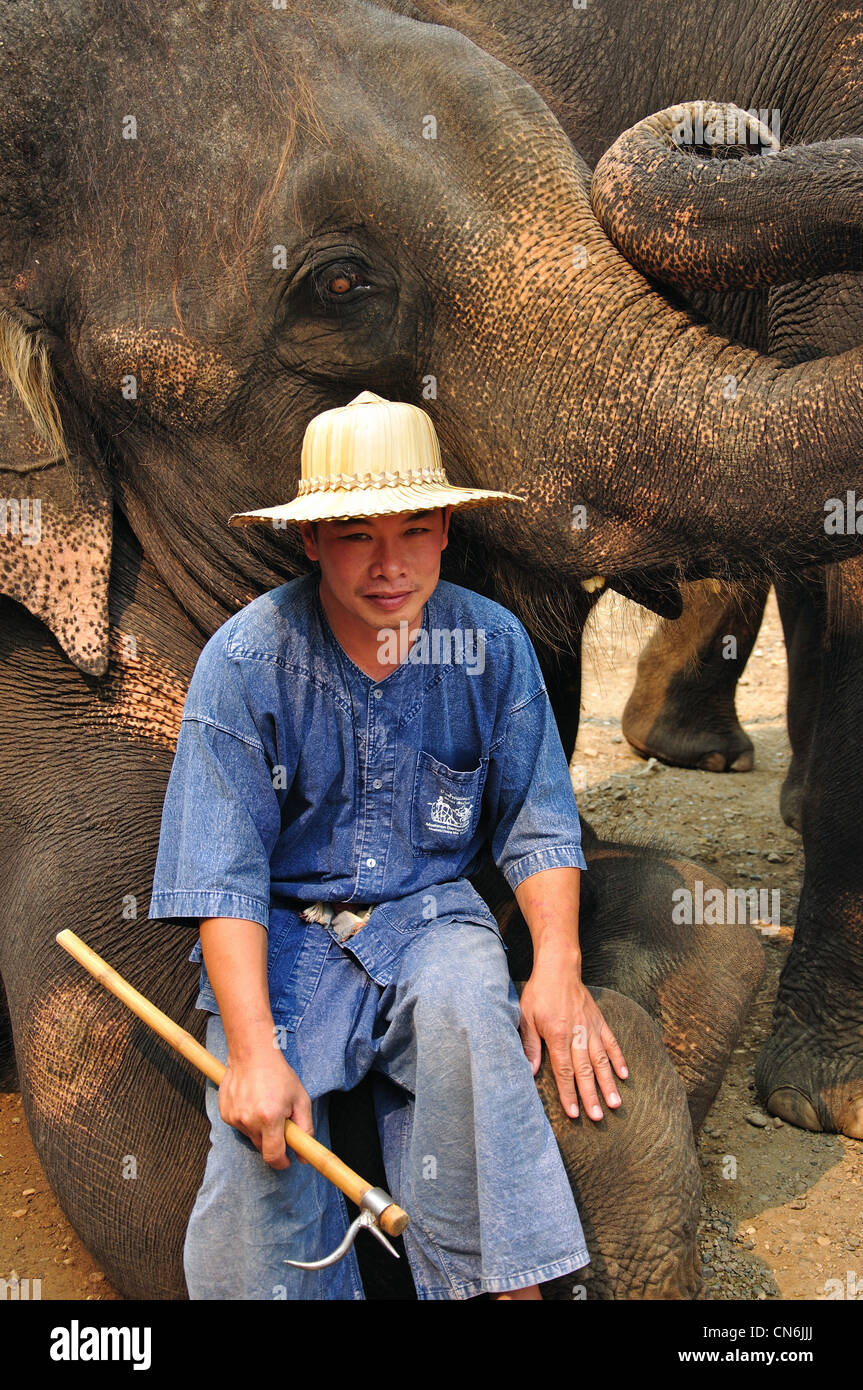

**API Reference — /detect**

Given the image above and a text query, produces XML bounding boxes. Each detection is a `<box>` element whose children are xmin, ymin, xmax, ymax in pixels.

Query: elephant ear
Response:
<box><xmin>0</xmin><ymin>311</ymin><xmax>112</xmax><ymax>677</ymax></box>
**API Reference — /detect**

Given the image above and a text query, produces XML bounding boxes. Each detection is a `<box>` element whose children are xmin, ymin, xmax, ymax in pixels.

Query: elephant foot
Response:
<box><xmin>622</xmin><ymin>699</ymin><xmax>754</xmax><ymax>773</ymax></box>
<box><xmin>755</xmin><ymin>1025</ymin><xmax>863</xmax><ymax>1138</ymax></box>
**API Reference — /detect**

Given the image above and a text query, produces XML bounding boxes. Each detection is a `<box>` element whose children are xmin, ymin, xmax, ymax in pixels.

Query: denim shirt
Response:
<box><xmin>147</xmin><ymin>574</ymin><xmax>587</xmax><ymax>1009</ymax></box>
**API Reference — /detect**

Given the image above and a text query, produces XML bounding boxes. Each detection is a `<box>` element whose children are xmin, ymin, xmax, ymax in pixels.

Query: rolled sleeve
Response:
<box><xmin>147</xmin><ymin>633</ymin><xmax>283</xmax><ymax>929</ymax></box>
<box><xmin>487</xmin><ymin>685</ymin><xmax>588</xmax><ymax>893</ymax></box>
<box><xmin>503</xmin><ymin>842</ymin><xmax>588</xmax><ymax>891</ymax></box>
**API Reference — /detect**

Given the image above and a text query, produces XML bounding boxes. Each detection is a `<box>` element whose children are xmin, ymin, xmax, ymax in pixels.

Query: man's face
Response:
<box><xmin>299</xmin><ymin>507</ymin><xmax>451</xmax><ymax>638</ymax></box>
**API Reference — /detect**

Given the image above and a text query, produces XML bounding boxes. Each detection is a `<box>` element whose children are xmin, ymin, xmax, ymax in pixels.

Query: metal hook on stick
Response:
<box><xmin>56</xmin><ymin>929</ymin><xmax>408</xmax><ymax>1266</ymax></box>
<box><xmin>285</xmin><ymin>1191</ymin><xmax>401</xmax><ymax>1269</ymax></box>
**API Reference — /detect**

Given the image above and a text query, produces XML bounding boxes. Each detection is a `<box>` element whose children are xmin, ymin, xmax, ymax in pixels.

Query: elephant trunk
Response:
<box><xmin>591</xmin><ymin>101</ymin><xmax>863</xmax><ymax>293</ymax></box>
<box><xmin>563</xmin><ymin>270</ymin><xmax>863</xmax><ymax>573</ymax></box>
<box><xmin>448</xmin><ymin>199</ymin><xmax>863</xmax><ymax>578</ymax></box>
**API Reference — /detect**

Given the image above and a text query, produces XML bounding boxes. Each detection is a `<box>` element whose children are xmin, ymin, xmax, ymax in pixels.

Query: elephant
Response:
<box><xmin>394</xmin><ymin>0</ymin><xmax>863</xmax><ymax>1140</ymax></box>
<box><xmin>1</xmin><ymin>0</ymin><xmax>861</xmax><ymax>1298</ymax></box>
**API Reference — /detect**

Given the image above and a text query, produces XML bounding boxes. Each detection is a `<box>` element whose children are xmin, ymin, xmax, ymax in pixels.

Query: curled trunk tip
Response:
<box><xmin>592</xmin><ymin>100</ymin><xmax>863</xmax><ymax>292</ymax></box>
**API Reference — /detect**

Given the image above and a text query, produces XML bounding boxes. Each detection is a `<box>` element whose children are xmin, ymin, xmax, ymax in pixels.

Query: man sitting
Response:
<box><xmin>148</xmin><ymin>390</ymin><xmax>627</xmax><ymax>1300</ymax></box>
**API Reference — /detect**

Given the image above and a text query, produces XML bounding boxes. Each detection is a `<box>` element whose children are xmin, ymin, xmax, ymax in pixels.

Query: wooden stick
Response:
<box><xmin>56</xmin><ymin>929</ymin><xmax>409</xmax><ymax>1237</ymax></box>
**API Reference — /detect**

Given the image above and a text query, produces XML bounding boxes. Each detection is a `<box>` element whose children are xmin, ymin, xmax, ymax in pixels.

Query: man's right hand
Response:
<box><xmin>199</xmin><ymin>917</ymin><xmax>315</xmax><ymax>1171</ymax></box>
<box><xmin>218</xmin><ymin>1049</ymin><xmax>314</xmax><ymax>1170</ymax></box>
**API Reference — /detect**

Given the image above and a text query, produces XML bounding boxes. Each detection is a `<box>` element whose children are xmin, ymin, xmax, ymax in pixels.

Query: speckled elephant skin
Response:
<box><xmin>0</xmin><ymin>2</ymin><xmax>860</xmax><ymax>1297</ymax></box>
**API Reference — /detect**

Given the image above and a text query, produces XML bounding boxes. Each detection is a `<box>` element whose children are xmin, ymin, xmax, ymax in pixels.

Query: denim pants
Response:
<box><xmin>184</xmin><ymin>917</ymin><xmax>590</xmax><ymax>1300</ymax></box>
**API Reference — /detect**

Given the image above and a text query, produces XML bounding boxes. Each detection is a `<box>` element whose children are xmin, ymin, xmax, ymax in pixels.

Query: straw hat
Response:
<box><xmin>227</xmin><ymin>390</ymin><xmax>525</xmax><ymax>525</ymax></box>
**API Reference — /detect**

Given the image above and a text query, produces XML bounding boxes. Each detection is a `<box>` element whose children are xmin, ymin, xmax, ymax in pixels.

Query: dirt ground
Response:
<box><xmin>576</xmin><ymin>588</ymin><xmax>862</xmax><ymax>1301</ymax></box>
<box><xmin>1</xmin><ymin>586</ymin><xmax>860</xmax><ymax>1301</ymax></box>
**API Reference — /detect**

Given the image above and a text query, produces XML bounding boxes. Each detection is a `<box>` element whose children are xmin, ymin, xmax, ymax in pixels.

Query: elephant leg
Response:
<box><xmin>775</xmin><ymin>571</ymin><xmax>822</xmax><ymax>833</ymax></box>
<box><xmin>534</xmin><ymin>988</ymin><xmax>703</xmax><ymax>1300</ymax></box>
<box><xmin>9</xmin><ymin>926</ymin><xmax>208</xmax><ymax>1299</ymax></box>
<box><xmin>622</xmin><ymin>578</ymin><xmax>770</xmax><ymax>772</ymax></box>
<box><xmin>767</xmin><ymin>272</ymin><xmax>863</xmax><ymax>828</ymax></box>
<box><xmin>0</xmin><ymin>970</ymin><xmax>16</xmax><ymax>1090</ymax></box>
<box><xmin>335</xmin><ymin>991</ymin><xmax>702</xmax><ymax>1302</ymax></box>
<box><xmin>0</xmin><ymin>520</ymin><xmax>212</xmax><ymax>1298</ymax></box>
<box><xmin>489</xmin><ymin>840</ymin><xmax>764</xmax><ymax>1298</ymax></box>
<box><xmin>756</xmin><ymin>557</ymin><xmax>863</xmax><ymax>1138</ymax></box>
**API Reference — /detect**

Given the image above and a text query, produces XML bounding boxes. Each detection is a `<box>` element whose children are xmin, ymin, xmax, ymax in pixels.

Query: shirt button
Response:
<box><xmin>366</xmin><ymin>857</ymin><xmax>377</xmax><ymax>868</ymax></box>
<box><xmin>373</xmin><ymin>779</ymin><xmax>383</xmax><ymax>790</ymax></box>
<box><xmin>372</xmin><ymin>689</ymin><xmax>382</xmax><ymax>700</ymax></box>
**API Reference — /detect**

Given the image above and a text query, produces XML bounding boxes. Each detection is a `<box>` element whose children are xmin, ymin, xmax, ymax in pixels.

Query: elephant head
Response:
<box><xmin>2</xmin><ymin>1</ymin><xmax>863</xmax><ymax>676</ymax></box>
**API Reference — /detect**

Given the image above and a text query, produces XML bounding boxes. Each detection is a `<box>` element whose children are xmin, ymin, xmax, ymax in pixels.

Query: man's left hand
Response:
<box><xmin>519</xmin><ymin>965</ymin><xmax>628</xmax><ymax>1121</ymax></box>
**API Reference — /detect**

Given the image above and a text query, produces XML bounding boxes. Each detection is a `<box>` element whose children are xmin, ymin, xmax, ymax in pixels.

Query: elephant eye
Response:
<box><xmin>282</xmin><ymin>248</ymin><xmax>395</xmax><ymax>336</ymax></box>
<box><xmin>312</xmin><ymin>259</ymin><xmax>373</xmax><ymax>307</ymax></box>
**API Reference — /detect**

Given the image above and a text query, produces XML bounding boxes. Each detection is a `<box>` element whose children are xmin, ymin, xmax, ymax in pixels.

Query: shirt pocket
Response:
<box><xmin>411</xmin><ymin>748</ymin><xmax>487</xmax><ymax>854</ymax></box>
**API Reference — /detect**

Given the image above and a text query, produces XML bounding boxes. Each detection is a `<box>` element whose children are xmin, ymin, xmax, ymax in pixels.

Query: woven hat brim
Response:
<box><xmin>227</xmin><ymin>481</ymin><xmax>525</xmax><ymax>526</ymax></box>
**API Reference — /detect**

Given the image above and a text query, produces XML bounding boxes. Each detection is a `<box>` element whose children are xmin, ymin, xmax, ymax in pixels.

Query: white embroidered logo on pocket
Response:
<box><xmin>426</xmin><ymin>792</ymin><xmax>473</xmax><ymax>835</ymax></box>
